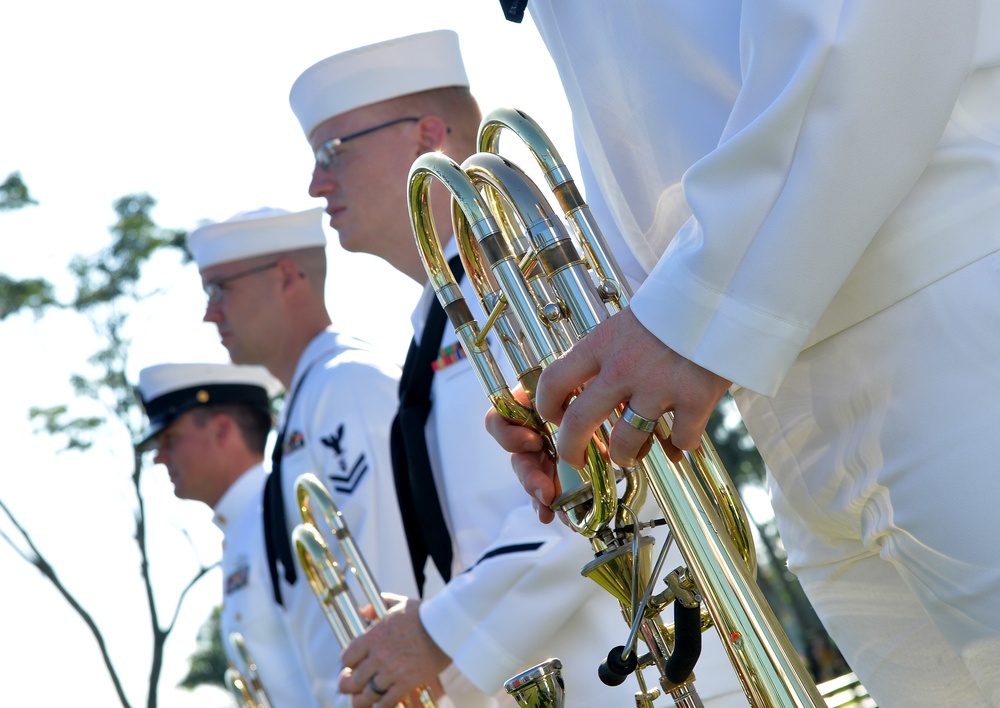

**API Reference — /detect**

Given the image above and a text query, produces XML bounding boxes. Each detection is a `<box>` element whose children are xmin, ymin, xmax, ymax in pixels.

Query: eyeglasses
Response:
<box><xmin>314</xmin><ymin>116</ymin><xmax>420</xmax><ymax>170</ymax></box>
<box><xmin>204</xmin><ymin>261</ymin><xmax>278</xmax><ymax>305</ymax></box>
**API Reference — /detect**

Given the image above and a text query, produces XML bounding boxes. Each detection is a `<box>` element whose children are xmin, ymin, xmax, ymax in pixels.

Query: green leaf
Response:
<box><xmin>0</xmin><ymin>172</ymin><xmax>38</xmax><ymax>212</ymax></box>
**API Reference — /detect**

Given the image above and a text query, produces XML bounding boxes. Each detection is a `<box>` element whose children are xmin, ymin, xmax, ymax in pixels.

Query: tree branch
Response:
<box><xmin>0</xmin><ymin>497</ymin><xmax>131</xmax><ymax>706</ymax></box>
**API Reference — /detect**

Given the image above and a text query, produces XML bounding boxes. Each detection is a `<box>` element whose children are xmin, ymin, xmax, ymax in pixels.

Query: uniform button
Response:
<box><xmin>235</xmin><ymin>613</ymin><xmax>242</xmax><ymax>621</ymax></box>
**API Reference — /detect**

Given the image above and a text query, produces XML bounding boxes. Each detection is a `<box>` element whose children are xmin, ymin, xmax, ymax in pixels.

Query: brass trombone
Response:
<box><xmin>292</xmin><ymin>472</ymin><xmax>438</xmax><ymax>708</ymax></box>
<box><xmin>407</xmin><ymin>107</ymin><xmax>826</xmax><ymax>707</ymax></box>
<box><xmin>226</xmin><ymin>631</ymin><xmax>272</xmax><ymax>708</ymax></box>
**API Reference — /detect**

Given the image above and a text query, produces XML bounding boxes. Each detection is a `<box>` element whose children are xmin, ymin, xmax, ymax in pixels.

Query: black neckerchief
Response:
<box><xmin>390</xmin><ymin>256</ymin><xmax>465</xmax><ymax>595</ymax></box>
<box><xmin>263</xmin><ymin>358</ymin><xmax>321</xmax><ymax>606</ymax></box>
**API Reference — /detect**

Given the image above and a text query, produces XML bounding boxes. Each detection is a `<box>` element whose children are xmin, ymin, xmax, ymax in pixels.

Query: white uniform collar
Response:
<box><xmin>279</xmin><ymin>327</ymin><xmax>346</xmax><ymax>430</ymax></box>
<box><xmin>410</xmin><ymin>236</ymin><xmax>460</xmax><ymax>346</ymax></box>
<box><xmin>212</xmin><ymin>463</ymin><xmax>266</xmax><ymax>529</ymax></box>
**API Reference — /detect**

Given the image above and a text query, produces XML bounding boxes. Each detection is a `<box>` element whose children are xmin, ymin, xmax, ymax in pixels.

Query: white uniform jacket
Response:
<box><xmin>273</xmin><ymin>328</ymin><xmax>418</xmax><ymax>706</ymax></box>
<box><xmin>530</xmin><ymin>0</ymin><xmax>1000</xmax><ymax>396</ymax></box>
<box><xmin>414</xmin><ymin>243</ymin><xmax>746</xmax><ymax>706</ymax></box>
<box><xmin>215</xmin><ymin>464</ymin><xmax>319</xmax><ymax>707</ymax></box>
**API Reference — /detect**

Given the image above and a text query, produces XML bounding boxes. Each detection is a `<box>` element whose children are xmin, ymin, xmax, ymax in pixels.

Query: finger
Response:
<box><xmin>339</xmin><ymin>666</ymin><xmax>364</xmax><ymax>696</ymax></box>
<box><xmin>351</xmin><ymin>684</ymin><xmax>375</xmax><ymax>708</ymax></box>
<box><xmin>531</xmin><ymin>496</ymin><xmax>555</xmax><ymax>524</ymax></box>
<box><xmin>485</xmin><ymin>407</ymin><xmax>545</xmax><ymax>453</ymax></box>
<box><xmin>374</xmin><ymin>683</ymin><xmax>407</xmax><ymax>708</ymax></box>
<box><xmin>367</xmin><ymin>675</ymin><xmax>397</xmax><ymax>708</ymax></box>
<box><xmin>344</xmin><ymin>664</ymin><xmax>393</xmax><ymax>708</ymax></box>
<box><xmin>552</xmin><ymin>373</ymin><xmax>629</xmax><ymax>470</ymax></box>
<box><xmin>635</xmin><ymin>433</ymin><xmax>654</xmax><ymax>462</ymax></box>
<box><xmin>512</xmin><ymin>449</ymin><xmax>557</xmax><ymax>499</ymax></box>
<box><xmin>518</xmin><ymin>450</ymin><xmax>556</xmax><ymax>523</ymax></box>
<box><xmin>340</xmin><ymin>634</ymin><xmax>370</xmax><ymax>671</ymax></box>
<box><xmin>535</xmin><ymin>337</ymin><xmax>603</xmax><ymax>426</ymax></box>
<box><xmin>669</xmin><ymin>403</ymin><xmax>715</xmax><ymax>451</ymax></box>
<box><xmin>653</xmin><ymin>422</ymin><xmax>683</xmax><ymax>463</ymax></box>
<box><xmin>608</xmin><ymin>401</ymin><xmax>662</xmax><ymax>468</ymax></box>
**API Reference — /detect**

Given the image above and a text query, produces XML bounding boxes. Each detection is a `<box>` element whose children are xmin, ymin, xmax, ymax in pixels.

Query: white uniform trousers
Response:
<box><xmin>735</xmin><ymin>251</ymin><xmax>1000</xmax><ymax>707</ymax></box>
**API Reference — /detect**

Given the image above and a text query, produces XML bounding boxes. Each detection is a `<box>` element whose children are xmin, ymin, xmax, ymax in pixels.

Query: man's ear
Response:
<box><xmin>275</xmin><ymin>257</ymin><xmax>304</xmax><ymax>292</ymax></box>
<box><xmin>209</xmin><ymin>413</ymin><xmax>232</xmax><ymax>446</ymax></box>
<box><xmin>415</xmin><ymin>115</ymin><xmax>450</xmax><ymax>153</ymax></box>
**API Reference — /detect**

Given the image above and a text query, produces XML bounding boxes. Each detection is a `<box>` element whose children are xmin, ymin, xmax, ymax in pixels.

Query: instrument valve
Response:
<box><xmin>597</xmin><ymin>278</ymin><xmax>620</xmax><ymax>304</ymax></box>
<box><xmin>539</xmin><ymin>300</ymin><xmax>566</xmax><ymax>323</ymax></box>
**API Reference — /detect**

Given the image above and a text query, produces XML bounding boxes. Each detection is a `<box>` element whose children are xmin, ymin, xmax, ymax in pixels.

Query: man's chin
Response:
<box><xmin>337</xmin><ymin>234</ymin><xmax>378</xmax><ymax>260</ymax></box>
<box><xmin>337</xmin><ymin>235</ymin><xmax>362</xmax><ymax>254</ymax></box>
<box><xmin>222</xmin><ymin>341</ymin><xmax>244</xmax><ymax>362</ymax></box>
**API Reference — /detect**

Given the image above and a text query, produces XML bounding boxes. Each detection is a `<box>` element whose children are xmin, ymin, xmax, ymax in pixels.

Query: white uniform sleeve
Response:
<box><xmin>575</xmin><ymin>133</ymin><xmax>649</xmax><ymax>292</ymax></box>
<box><xmin>420</xmin><ymin>504</ymin><xmax>604</xmax><ymax>692</ymax></box>
<box><xmin>416</xmin><ymin>316</ymin><xmax>627</xmax><ymax>695</ymax></box>
<box><xmin>631</xmin><ymin>1</ymin><xmax>981</xmax><ymax>395</ymax></box>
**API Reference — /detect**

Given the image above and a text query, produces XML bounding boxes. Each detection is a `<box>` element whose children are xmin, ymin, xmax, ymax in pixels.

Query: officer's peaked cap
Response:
<box><xmin>135</xmin><ymin>363</ymin><xmax>281</xmax><ymax>449</ymax></box>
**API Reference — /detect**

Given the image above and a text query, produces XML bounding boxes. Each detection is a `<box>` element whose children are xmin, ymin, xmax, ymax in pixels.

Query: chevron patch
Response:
<box><xmin>330</xmin><ymin>453</ymin><xmax>369</xmax><ymax>494</ymax></box>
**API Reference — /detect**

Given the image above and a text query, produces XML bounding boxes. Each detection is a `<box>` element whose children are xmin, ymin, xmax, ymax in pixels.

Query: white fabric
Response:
<box><xmin>530</xmin><ymin>0</ymin><xmax>1000</xmax><ymax>396</ymax></box>
<box><xmin>735</xmin><ymin>252</ymin><xmax>1000</xmax><ymax>706</ymax></box>
<box><xmin>273</xmin><ymin>328</ymin><xmax>418</xmax><ymax>707</ymax></box>
<box><xmin>187</xmin><ymin>206</ymin><xmax>326</xmax><ymax>270</ymax></box>
<box><xmin>215</xmin><ymin>465</ymin><xmax>320</xmax><ymax>707</ymax></box>
<box><xmin>413</xmin><ymin>241</ymin><xmax>747</xmax><ymax>707</ymax></box>
<box><xmin>289</xmin><ymin>29</ymin><xmax>469</xmax><ymax>140</ymax></box>
<box><xmin>529</xmin><ymin>0</ymin><xmax>1000</xmax><ymax>703</ymax></box>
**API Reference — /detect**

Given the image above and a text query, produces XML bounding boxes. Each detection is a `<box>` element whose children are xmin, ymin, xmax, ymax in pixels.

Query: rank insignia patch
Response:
<box><xmin>321</xmin><ymin>424</ymin><xmax>370</xmax><ymax>494</ymax></box>
<box><xmin>226</xmin><ymin>559</ymin><xmax>250</xmax><ymax>594</ymax></box>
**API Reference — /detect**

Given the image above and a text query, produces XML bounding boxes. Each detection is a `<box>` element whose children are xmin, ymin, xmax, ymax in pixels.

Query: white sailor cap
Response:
<box><xmin>289</xmin><ymin>29</ymin><xmax>469</xmax><ymax>140</ymax></box>
<box><xmin>186</xmin><ymin>206</ymin><xmax>326</xmax><ymax>271</ymax></box>
<box><xmin>135</xmin><ymin>363</ymin><xmax>281</xmax><ymax>449</ymax></box>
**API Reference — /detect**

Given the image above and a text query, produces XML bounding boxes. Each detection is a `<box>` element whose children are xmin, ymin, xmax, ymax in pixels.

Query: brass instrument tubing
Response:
<box><xmin>411</xmin><ymin>107</ymin><xmax>827</xmax><ymax>706</ymax></box>
<box><xmin>293</xmin><ymin>474</ymin><xmax>438</xmax><ymax>708</ymax></box>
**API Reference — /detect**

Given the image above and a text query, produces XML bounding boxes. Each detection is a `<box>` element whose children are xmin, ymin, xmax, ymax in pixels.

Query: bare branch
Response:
<box><xmin>165</xmin><ymin>562</ymin><xmax>221</xmax><ymax>636</ymax></box>
<box><xmin>0</xmin><ymin>497</ymin><xmax>131</xmax><ymax>706</ymax></box>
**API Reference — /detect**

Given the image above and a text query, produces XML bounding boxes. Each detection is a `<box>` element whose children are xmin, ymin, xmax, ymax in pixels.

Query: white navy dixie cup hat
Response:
<box><xmin>289</xmin><ymin>29</ymin><xmax>469</xmax><ymax>140</ymax></box>
<box><xmin>135</xmin><ymin>363</ymin><xmax>282</xmax><ymax>449</ymax></box>
<box><xmin>186</xmin><ymin>206</ymin><xmax>327</xmax><ymax>271</ymax></box>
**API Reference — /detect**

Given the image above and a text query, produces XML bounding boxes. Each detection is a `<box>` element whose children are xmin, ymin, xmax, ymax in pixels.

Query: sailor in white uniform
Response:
<box><xmin>493</xmin><ymin>3</ymin><xmax>1000</xmax><ymax>706</ymax></box>
<box><xmin>136</xmin><ymin>362</ymin><xmax>322</xmax><ymax>706</ymax></box>
<box><xmin>187</xmin><ymin>208</ymin><xmax>418</xmax><ymax>706</ymax></box>
<box><xmin>290</xmin><ymin>30</ymin><xmax>746</xmax><ymax>707</ymax></box>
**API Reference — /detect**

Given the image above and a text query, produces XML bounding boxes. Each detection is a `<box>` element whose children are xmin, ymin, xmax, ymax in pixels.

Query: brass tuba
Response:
<box><xmin>407</xmin><ymin>107</ymin><xmax>826</xmax><ymax>707</ymax></box>
<box><xmin>291</xmin><ymin>472</ymin><xmax>438</xmax><ymax>708</ymax></box>
<box><xmin>226</xmin><ymin>631</ymin><xmax>272</xmax><ymax>708</ymax></box>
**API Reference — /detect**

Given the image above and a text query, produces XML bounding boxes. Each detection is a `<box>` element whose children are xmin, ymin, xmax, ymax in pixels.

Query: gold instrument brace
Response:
<box><xmin>407</xmin><ymin>107</ymin><xmax>825</xmax><ymax>707</ymax></box>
